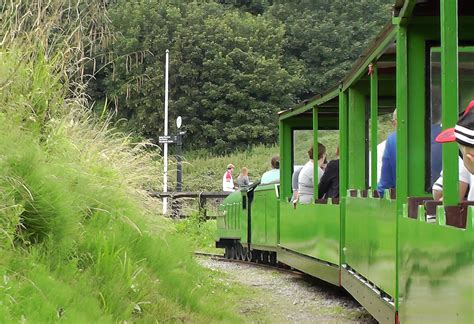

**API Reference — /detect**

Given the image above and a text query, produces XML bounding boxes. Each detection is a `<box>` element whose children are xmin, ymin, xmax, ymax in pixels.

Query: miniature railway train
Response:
<box><xmin>215</xmin><ymin>1</ymin><xmax>474</xmax><ymax>323</ymax></box>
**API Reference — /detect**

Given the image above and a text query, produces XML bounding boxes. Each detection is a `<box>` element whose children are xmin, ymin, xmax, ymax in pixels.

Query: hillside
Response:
<box><xmin>0</xmin><ymin>3</ymin><xmax>243</xmax><ymax>322</ymax></box>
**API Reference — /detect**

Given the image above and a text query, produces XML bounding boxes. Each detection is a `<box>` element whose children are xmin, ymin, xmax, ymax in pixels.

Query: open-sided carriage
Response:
<box><xmin>216</xmin><ymin>1</ymin><xmax>474</xmax><ymax>322</ymax></box>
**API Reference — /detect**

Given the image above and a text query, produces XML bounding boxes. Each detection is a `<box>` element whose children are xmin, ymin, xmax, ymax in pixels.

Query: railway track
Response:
<box><xmin>194</xmin><ymin>250</ymin><xmax>304</xmax><ymax>276</ymax></box>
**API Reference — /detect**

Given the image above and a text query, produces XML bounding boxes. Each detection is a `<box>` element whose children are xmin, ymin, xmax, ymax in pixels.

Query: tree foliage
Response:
<box><xmin>89</xmin><ymin>0</ymin><xmax>393</xmax><ymax>152</ymax></box>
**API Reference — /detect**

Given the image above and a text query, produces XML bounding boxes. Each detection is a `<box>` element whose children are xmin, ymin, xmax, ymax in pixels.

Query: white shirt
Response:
<box><xmin>368</xmin><ymin>140</ymin><xmax>386</xmax><ymax>183</ymax></box>
<box><xmin>297</xmin><ymin>160</ymin><xmax>324</xmax><ymax>203</ymax></box>
<box><xmin>433</xmin><ymin>157</ymin><xmax>474</xmax><ymax>200</ymax></box>
<box><xmin>222</xmin><ymin>170</ymin><xmax>234</xmax><ymax>192</ymax></box>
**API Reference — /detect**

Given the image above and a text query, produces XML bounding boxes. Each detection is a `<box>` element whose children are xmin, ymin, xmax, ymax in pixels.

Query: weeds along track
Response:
<box><xmin>194</xmin><ymin>251</ymin><xmax>304</xmax><ymax>277</ymax></box>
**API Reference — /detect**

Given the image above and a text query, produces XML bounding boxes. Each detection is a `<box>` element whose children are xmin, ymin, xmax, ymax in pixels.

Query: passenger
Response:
<box><xmin>321</xmin><ymin>157</ymin><xmax>328</xmax><ymax>171</ymax></box>
<box><xmin>376</xmin><ymin>140</ymin><xmax>386</xmax><ymax>181</ymax></box>
<box><xmin>318</xmin><ymin>146</ymin><xmax>339</xmax><ymax>199</ymax></box>
<box><xmin>298</xmin><ymin>143</ymin><xmax>326</xmax><ymax>204</ymax></box>
<box><xmin>436</xmin><ymin>100</ymin><xmax>474</xmax><ymax>175</ymax></box>
<box><xmin>222</xmin><ymin>164</ymin><xmax>235</xmax><ymax>192</ymax></box>
<box><xmin>367</xmin><ymin>139</ymin><xmax>385</xmax><ymax>183</ymax></box>
<box><xmin>260</xmin><ymin>155</ymin><xmax>280</xmax><ymax>184</ymax></box>
<box><xmin>237</xmin><ymin>167</ymin><xmax>250</xmax><ymax>188</ymax></box>
<box><xmin>377</xmin><ymin>109</ymin><xmax>397</xmax><ymax>196</ymax></box>
<box><xmin>432</xmin><ymin>157</ymin><xmax>472</xmax><ymax>201</ymax></box>
<box><xmin>376</xmin><ymin>106</ymin><xmax>442</xmax><ymax>196</ymax></box>
<box><xmin>291</xmin><ymin>165</ymin><xmax>303</xmax><ymax>203</ymax></box>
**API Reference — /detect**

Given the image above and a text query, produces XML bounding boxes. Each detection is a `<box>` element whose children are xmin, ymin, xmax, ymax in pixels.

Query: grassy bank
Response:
<box><xmin>0</xmin><ymin>9</ymin><xmax>243</xmax><ymax>322</ymax></box>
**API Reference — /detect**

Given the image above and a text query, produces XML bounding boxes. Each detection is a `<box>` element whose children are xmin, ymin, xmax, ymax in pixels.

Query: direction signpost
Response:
<box><xmin>159</xmin><ymin>116</ymin><xmax>185</xmax><ymax>217</ymax></box>
<box><xmin>161</xmin><ymin>49</ymin><xmax>185</xmax><ymax>216</ymax></box>
<box><xmin>158</xmin><ymin>135</ymin><xmax>177</xmax><ymax>144</ymax></box>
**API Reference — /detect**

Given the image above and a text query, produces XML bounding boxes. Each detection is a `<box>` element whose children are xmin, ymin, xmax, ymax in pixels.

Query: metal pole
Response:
<box><xmin>176</xmin><ymin>133</ymin><xmax>183</xmax><ymax>192</ymax></box>
<box><xmin>440</xmin><ymin>0</ymin><xmax>459</xmax><ymax>206</ymax></box>
<box><xmin>370</xmin><ymin>64</ymin><xmax>378</xmax><ymax>189</ymax></box>
<box><xmin>163</xmin><ymin>49</ymin><xmax>169</xmax><ymax>215</ymax></box>
<box><xmin>312</xmin><ymin>105</ymin><xmax>319</xmax><ymax>201</ymax></box>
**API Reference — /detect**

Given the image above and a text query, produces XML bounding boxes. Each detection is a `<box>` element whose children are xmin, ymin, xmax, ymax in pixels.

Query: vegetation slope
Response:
<box><xmin>0</xmin><ymin>3</ymin><xmax>241</xmax><ymax>322</ymax></box>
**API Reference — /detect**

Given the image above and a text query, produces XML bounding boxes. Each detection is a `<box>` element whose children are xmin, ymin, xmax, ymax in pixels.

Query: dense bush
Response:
<box><xmin>89</xmin><ymin>0</ymin><xmax>392</xmax><ymax>152</ymax></box>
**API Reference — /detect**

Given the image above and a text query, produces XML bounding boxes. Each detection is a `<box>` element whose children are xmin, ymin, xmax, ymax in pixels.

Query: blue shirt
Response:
<box><xmin>261</xmin><ymin>169</ymin><xmax>280</xmax><ymax>184</ymax></box>
<box><xmin>376</xmin><ymin>127</ymin><xmax>442</xmax><ymax>196</ymax></box>
<box><xmin>378</xmin><ymin>131</ymin><xmax>396</xmax><ymax>196</ymax></box>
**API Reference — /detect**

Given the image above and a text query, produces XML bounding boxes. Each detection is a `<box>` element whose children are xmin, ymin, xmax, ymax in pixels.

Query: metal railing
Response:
<box><xmin>149</xmin><ymin>191</ymin><xmax>231</xmax><ymax>218</ymax></box>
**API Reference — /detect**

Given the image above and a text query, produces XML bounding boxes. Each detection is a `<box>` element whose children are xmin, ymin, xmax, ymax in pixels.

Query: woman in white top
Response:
<box><xmin>298</xmin><ymin>143</ymin><xmax>326</xmax><ymax>204</ymax></box>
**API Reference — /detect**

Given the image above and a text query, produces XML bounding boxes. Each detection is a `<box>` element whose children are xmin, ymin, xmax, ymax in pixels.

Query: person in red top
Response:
<box><xmin>222</xmin><ymin>164</ymin><xmax>235</xmax><ymax>191</ymax></box>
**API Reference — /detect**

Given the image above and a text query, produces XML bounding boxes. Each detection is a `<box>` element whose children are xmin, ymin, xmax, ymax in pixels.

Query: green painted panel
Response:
<box><xmin>278</xmin><ymin>248</ymin><xmax>340</xmax><ymax>286</ymax></box>
<box><xmin>216</xmin><ymin>191</ymin><xmax>242</xmax><ymax>240</ymax></box>
<box><xmin>240</xmin><ymin>192</ymin><xmax>249</xmax><ymax>244</ymax></box>
<box><xmin>345</xmin><ymin>197</ymin><xmax>397</xmax><ymax>297</ymax></box>
<box><xmin>348</xmin><ymin>87</ymin><xmax>367</xmax><ymax>190</ymax></box>
<box><xmin>440</xmin><ymin>0</ymin><xmax>460</xmax><ymax>206</ymax></box>
<box><xmin>279</xmin><ymin>201</ymin><xmax>340</xmax><ymax>265</ymax></box>
<box><xmin>280</xmin><ymin>121</ymin><xmax>292</xmax><ymax>200</ymax></box>
<box><xmin>406</xmin><ymin>27</ymin><xmax>427</xmax><ymax>197</ymax></box>
<box><xmin>313</xmin><ymin>106</ymin><xmax>319</xmax><ymax>200</ymax></box>
<box><xmin>251</xmin><ymin>185</ymin><xmax>279</xmax><ymax>247</ymax></box>
<box><xmin>398</xmin><ymin>207</ymin><xmax>474</xmax><ymax>323</ymax></box>
<box><xmin>339</xmin><ymin>91</ymin><xmax>348</xmax><ymax>198</ymax></box>
<box><xmin>370</xmin><ymin>64</ymin><xmax>378</xmax><ymax>189</ymax></box>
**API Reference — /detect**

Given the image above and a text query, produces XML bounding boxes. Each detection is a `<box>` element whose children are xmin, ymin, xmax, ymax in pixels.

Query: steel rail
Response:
<box><xmin>194</xmin><ymin>251</ymin><xmax>304</xmax><ymax>276</ymax></box>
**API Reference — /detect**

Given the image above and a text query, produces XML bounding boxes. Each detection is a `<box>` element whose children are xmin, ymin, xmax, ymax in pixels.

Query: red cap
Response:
<box><xmin>436</xmin><ymin>100</ymin><xmax>474</xmax><ymax>146</ymax></box>
<box><xmin>435</xmin><ymin>128</ymin><xmax>456</xmax><ymax>143</ymax></box>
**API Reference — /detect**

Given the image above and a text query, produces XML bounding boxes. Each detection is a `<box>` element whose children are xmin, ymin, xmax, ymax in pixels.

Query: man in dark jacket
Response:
<box><xmin>318</xmin><ymin>147</ymin><xmax>340</xmax><ymax>199</ymax></box>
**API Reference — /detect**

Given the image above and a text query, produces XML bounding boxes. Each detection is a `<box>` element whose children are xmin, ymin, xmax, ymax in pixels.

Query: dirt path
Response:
<box><xmin>197</xmin><ymin>257</ymin><xmax>376</xmax><ymax>323</ymax></box>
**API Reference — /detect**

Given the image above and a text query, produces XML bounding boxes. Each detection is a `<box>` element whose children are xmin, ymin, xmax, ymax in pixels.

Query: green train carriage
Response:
<box><xmin>216</xmin><ymin>1</ymin><xmax>474</xmax><ymax>323</ymax></box>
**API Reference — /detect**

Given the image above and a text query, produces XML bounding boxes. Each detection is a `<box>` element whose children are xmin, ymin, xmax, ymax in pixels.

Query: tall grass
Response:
<box><xmin>0</xmin><ymin>2</ymin><xmax>241</xmax><ymax>322</ymax></box>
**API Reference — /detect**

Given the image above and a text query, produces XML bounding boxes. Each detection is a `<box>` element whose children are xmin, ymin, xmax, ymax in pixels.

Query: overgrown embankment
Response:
<box><xmin>0</xmin><ymin>23</ymin><xmax>240</xmax><ymax>324</ymax></box>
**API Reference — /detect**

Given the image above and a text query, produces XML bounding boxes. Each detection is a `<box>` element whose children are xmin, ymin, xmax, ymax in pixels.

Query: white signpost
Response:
<box><xmin>163</xmin><ymin>49</ymin><xmax>170</xmax><ymax>215</ymax></box>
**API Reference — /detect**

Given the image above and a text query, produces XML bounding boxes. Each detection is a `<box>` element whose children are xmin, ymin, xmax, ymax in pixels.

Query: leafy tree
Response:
<box><xmin>93</xmin><ymin>1</ymin><xmax>303</xmax><ymax>152</ymax></box>
<box><xmin>267</xmin><ymin>0</ymin><xmax>393</xmax><ymax>99</ymax></box>
<box><xmin>89</xmin><ymin>0</ymin><xmax>393</xmax><ymax>152</ymax></box>
<box><xmin>217</xmin><ymin>0</ymin><xmax>273</xmax><ymax>15</ymax></box>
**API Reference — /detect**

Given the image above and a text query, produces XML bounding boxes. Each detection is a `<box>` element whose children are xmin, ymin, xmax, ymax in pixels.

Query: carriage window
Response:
<box><xmin>368</xmin><ymin>111</ymin><xmax>397</xmax><ymax>187</ymax></box>
<box><xmin>319</xmin><ymin>130</ymin><xmax>340</xmax><ymax>162</ymax></box>
<box><xmin>292</xmin><ymin>127</ymin><xmax>339</xmax><ymax>191</ymax></box>
<box><xmin>293</xmin><ymin>129</ymin><xmax>339</xmax><ymax>166</ymax></box>
<box><xmin>427</xmin><ymin>47</ymin><xmax>474</xmax><ymax>190</ymax></box>
<box><xmin>293</xmin><ymin>130</ymin><xmax>313</xmax><ymax>166</ymax></box>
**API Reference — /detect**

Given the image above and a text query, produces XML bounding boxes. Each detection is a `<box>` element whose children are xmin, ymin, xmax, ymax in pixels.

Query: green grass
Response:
<box><xmin>175</xmin><ymin>215</ymin><xmax>223</xmax><ymax>254</ymax></box>
<box><xmin>0</xmin><ymin>12</ymin><xmax>243</xmax><ymax>322</ymax></box>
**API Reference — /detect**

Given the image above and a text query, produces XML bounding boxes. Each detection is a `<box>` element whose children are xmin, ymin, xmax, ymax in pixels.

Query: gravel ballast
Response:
<box><xmin>197</xmin><ymin>256</ymin><xmax>376</xmax><ymax>323</ymax></box>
